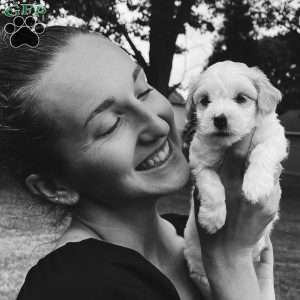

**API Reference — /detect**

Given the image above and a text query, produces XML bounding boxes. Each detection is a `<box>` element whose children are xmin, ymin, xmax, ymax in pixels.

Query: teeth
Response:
<box><xmin>148</xmin><ymin>159</ymin><xmax>155</xmax><ymax>166</ymax></box>
<box><xmin>157</xmin><ymin>151</ymin><xmax>165</xmax><ymax>161</ymax></box>
<box><xmin>137</xmin><ymin>140</ymin><xmax>171</xmax><ymax>171</ymax></box>
<box><xmin>153</xmin><ymin>157</ymin><xmax>160</xmax><ymax>163</ymax></box>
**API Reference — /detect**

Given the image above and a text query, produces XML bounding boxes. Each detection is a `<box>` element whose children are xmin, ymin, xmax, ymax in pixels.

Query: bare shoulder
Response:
<box><xmin>54</xmin><ymin>222</ymin><xmax>101</xmax><ymax>250</ymax></box>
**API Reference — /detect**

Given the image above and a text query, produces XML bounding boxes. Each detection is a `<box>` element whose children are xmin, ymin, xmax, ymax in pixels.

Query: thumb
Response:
<box><xmin>260</xmin><ymin>236</ymin><xmax>274</xmax><ymax>266</ymax></box>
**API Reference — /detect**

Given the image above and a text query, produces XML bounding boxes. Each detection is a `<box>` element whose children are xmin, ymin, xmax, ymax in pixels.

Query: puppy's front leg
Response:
<box><xmin>190</xmin><ymin>136</ymin><xmax>227</xmax><ymax>233</ymax></box>
<box><xmin>193</xmin><ymin>168</ymin><xmax>226</xmax><ymax>233</ymax></box>
<box><xmin>242</xmin><ymin>125</ymin><xmax>288</xmax><ymax>203</ymax></box>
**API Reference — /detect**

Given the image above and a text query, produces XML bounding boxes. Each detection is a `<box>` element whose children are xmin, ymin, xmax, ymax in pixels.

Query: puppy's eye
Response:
<box><xmin>235</xmin><ymin>94</ymin><xmax>247</xmax><ymax>104</ymax></box>
<box><xmin>200</xmin><ymin>96</ymin><xmax>210</xmax><ymax>107</ymax></box>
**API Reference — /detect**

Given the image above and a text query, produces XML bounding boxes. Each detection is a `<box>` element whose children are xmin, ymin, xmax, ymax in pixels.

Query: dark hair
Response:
<box><xmin>0</xmin><ymin>25</ymin><xmax>86</xmax><ymax>184</ymax></box>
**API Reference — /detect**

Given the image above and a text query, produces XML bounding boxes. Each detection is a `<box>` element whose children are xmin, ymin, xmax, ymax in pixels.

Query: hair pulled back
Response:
<box><xmin>0</xmin><ymin>25</ymin><xmax>85</xmax><ymax>183</ymax></box>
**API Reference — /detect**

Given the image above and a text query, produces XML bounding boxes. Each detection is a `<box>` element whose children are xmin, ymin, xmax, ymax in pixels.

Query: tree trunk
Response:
<box><xmin>148</xmin><ymin>0</ymin><xmax>178</xmax><ymax>96</ymax></box>
<box><xmin>148</xmin><ymin>0</ymin><xmax>195</xmax><ymax>96</ymax></box>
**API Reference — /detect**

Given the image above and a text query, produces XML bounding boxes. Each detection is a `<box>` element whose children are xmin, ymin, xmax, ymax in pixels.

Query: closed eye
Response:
<box><xmin>94</xmin><ymin>117</ymin><xmax>121</xmax><ymax>138</ymax></box>
<box><xmin>137</xmin><ymin>88</ymin><xmax>154</xmax><ymax>100</ymax></box>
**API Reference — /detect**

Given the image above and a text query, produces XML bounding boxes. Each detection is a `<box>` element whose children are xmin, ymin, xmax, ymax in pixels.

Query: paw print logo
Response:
<box><xmin>4</xmin><ymin>16</ymin><xmax>45</xmax><ymax>48</ymax></box>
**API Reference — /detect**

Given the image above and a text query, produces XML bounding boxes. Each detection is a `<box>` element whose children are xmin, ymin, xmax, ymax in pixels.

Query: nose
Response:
<box><xmin>133</xmin><ymin>102</ymin><xmax>170</xmax><ymax>145</ymax></box>
<box><xmin>213</xmin><ymin>114</ymin><xmax>227</xmax><ymax>130</ymax></box>
<box><xmin>138</xmin><ymin>113</ymin><xmax>170</xmax><ymax>144</ymax></box>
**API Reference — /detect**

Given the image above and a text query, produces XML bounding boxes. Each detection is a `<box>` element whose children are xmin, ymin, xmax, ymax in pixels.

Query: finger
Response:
<box><xmin>225</xmin><ymin>192</ymin><xmax>278</xmax><ymax>247</ymax></box>
<box><xmin>260</xmin><ymin>236</ymin><xmax>274</xmax><ymax>266</ymax></box>
<box><xmin>238</xmin><ymin>183</ymin><xmax>281</xmax><ymax>225</ymax></box>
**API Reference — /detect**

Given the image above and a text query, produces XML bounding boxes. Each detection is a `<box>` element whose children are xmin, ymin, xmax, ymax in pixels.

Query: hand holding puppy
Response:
<box><xmin>195</xmin><ymin>144</ymin><xmax>280</xmax><ymax>300</ymax></box>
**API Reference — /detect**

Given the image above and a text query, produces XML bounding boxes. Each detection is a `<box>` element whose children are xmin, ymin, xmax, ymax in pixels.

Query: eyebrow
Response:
<box><xmin>84</xmin><ymin>98</ymin><xmax>115</xmax><ymax>128</ymax></box>
<box><xmin>84</xmin><ymin>64</ymin><xmax>143</xmax><ymax>128</ymax></box>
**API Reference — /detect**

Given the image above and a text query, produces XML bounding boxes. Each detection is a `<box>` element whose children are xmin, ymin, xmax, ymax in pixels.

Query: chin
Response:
<box><xmin>135</xmin><ymin>149</ymin><xmax>190</xmax><ymax>197</ymax></box>
<box><xmin>154</xmin><ymin>154</ymin><xmax>190</xmax><ymax>194</ymax></box>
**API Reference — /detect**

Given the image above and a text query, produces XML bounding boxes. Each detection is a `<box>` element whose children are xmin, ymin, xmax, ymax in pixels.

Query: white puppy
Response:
<box><xmin>184</xmin><ymin>61</ymin><xmax>288</xmax><ymax>295</ymax></box>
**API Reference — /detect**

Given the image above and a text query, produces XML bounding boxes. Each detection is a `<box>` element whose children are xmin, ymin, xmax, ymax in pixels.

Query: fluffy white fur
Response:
<box><xmin>184</xmin><ymin>61</ymin><xmax>288</xmax><ymax>294</ymax></box>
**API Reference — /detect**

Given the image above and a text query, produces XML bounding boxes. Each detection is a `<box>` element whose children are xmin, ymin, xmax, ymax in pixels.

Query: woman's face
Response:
<box><xmin>35</xmin><ymin>34</ymin><xmax>190</xmax><ymax>206</ymax></box>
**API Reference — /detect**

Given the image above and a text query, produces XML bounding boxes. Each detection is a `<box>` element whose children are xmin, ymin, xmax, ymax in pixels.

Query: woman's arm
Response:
<box><xmin>195</xmin><ymin>147</ymin><xmax>279</xmax><ymax>300</ymax></box>
<box><xmin>204</xmin><ymin>251</ymin><xmax>260</xmax><ymax>300</ymax></box>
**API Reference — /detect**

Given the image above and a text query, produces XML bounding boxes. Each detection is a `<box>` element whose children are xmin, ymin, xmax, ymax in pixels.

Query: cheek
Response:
<box><xmin>227</xmin><ymin>104</ymin><xmax>256</xmax><ymax>133</ymax></box>
<box><xmin>89</xmin><ymin>141</ymin><xmax>135</xmax><ymax>177</ymax></box>
<box><xmin>64</xmin><ymin>138</ymin><xmax>136</xmax><ymax>193</ymax></box>
<box><xmin>237</xmin><ymin>104</ymin><xmax>256</xmax><ymax>124</ymax></box>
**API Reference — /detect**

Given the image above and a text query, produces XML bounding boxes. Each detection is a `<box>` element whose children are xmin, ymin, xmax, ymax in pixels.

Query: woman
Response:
<box><xmin>0</xmin><ymin>26</ymin><xmax>278</xmax><ymax>300</ymax></box>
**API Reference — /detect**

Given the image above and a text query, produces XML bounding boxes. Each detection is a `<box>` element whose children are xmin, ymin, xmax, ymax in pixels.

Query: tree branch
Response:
<box><xmin>116</xmin><ymin>24</ymin><xmax>149</xmax><ymax>73</ymax></box>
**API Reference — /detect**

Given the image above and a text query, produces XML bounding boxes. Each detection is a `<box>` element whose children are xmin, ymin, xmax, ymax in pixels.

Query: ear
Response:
<box><xmin>249</xmin><ymin>67</ymin><xmax>282</xmax><ymax>115</ymax></box>
<box><xmin>25</xmin><ymin>174</ymin><xmax>79</xmax><ymax>206</ymax></box>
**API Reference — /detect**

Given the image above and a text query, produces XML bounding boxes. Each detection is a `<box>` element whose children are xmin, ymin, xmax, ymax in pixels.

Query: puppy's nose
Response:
<box><xmin>214</xmin><ymin>114</ymin><xmax>227</xmax><ymax>130</ymax></box>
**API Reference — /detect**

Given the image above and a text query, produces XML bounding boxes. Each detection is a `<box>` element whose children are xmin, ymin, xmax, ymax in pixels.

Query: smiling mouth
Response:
<box><xmin>135</xmin><ymin>140</ymin><xmax>172</xmax><ymax>171</ymax></box>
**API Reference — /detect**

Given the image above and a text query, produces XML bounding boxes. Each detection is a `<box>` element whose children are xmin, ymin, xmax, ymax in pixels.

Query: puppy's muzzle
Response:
<box><xmin>213</xmin><ymin>114</ymin><xmax>227</xmax><ymax>130</ymax></box>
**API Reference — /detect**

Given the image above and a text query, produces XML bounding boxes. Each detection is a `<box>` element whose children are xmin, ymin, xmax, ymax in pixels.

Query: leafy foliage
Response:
<box><xmin>251</xmin><ymin>0</ymin><xmax>300</xmax><ymax>33</ymax></box>
<box><xmin>257</xmin><ymin>31</ymin><xmax>300</xmax><ymax>113</ymax></box>
<box><xmin>209</xmin><ymin>0</ymin><xmax>257</xmax><ymax>65</ymax></box>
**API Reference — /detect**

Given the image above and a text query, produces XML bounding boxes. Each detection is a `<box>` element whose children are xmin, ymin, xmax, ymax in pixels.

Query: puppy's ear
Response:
<box><xmin>186</xmin><ymin>87</ymin><xmax>196</xmax><ymax>124</ymax></box>
<box><xmin>186</xmin><ymin>73</ymin><xmax>205</xmax><ymax>120</ymax></box>
<box><xmin>248</xmin><ymin>67</ymin><xmax>282</xmax><ymax>115</ymax></box>
<box><xmin>182</xmin><ymin>79</ymin><xmax>199</xmax><ymax>159</ymax></box>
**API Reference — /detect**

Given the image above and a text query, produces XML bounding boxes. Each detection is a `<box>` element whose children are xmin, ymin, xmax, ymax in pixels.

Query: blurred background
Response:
<box><xmin>0</xmin><ymin>0</ymin><xmax>299</xmax><ymax>299</ymax></box>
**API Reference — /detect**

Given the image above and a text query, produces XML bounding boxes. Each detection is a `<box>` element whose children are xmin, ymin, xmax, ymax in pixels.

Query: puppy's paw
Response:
<box><xmin>197</xmin><ymin>204</ymin><xmax>226</xmax><ymax>234</ymax></box>
<box><xmin>242</xmin><ymin>168</ymin><xmax>274</xmax><ymax>203</ymax></box>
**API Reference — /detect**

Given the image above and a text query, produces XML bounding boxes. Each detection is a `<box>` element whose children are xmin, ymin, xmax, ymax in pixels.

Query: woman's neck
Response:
<box><xmin>63</xmin><ymin>198</ymin><xmax>183</xmax><ymax>269</ymax></box>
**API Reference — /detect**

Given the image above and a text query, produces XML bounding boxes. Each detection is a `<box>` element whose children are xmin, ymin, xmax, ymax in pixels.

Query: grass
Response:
<box><xmin>0</xmin><ymin>175</ymin><xmax>299</xmax><ymax>300</ymax></box>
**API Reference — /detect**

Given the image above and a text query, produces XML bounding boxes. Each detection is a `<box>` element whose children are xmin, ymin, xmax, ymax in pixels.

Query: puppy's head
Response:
<box><xmin>187</xmin><ymin>61</ymin><xmax>281</xmax><ymax>145</ymax></box>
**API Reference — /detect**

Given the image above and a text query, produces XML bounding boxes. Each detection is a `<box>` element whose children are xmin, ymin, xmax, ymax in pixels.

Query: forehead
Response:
<box><xmin>196</xmin><ymin>66</ymin><xmax>257</xmax><ymax>98</ymax></box>
<box><xmin>34</xmin><ymin>34</ymin><xmax>135</xmax><ymax>130</ymax></box>
<box><xmin>39</xmin><ymin>34</ymin><xmax>135</xmax><ymax>97</ymax></box>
